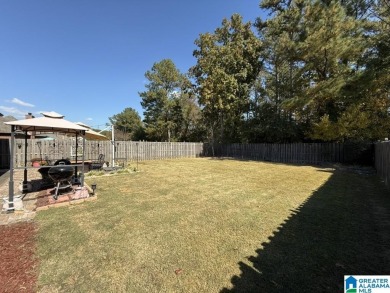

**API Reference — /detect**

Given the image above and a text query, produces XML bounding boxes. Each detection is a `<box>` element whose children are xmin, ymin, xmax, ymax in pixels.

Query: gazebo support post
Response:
<box><xmin>111</xmin><ymin>125</ymin><xmax>115</xmax><ymax>168</ymax></box>
<box><xmin>8</xmin><ymin>126</ymin><xmax>15</xmax><ymax>212</ymax></box>
<box><xmin>82</xmin><ymin>133</ymin><xmax>85</xmax><ymax>187</ymax></box>
<box><xmin>23</xmin><ymin>131</ymin><xmax>28</xmax><ymax>192</ymax></box>
<box><xmin>75</xmin><ymin>133</ymin><xmax>78</xmax><ymax>179</ymax></box>
<box><xmin>73</xmin><ymin>131</ymin><xmax>85</xmax><ymax>186</ymax></box>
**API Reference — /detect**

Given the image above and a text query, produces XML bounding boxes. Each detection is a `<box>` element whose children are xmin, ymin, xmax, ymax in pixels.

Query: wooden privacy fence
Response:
<box><xmin>375</xmin><ymin>142</ymin><xmax>390</xmax><ymax>187</ymax></box>
<box><xmin>0</xmin><ymin>138</ymin><xmax>376</xmax><ymax>169</ymax></box>
<box><xmin>11</xmin><ymin>138</ymin><xmax>205</xmax><ymax>168</ymax></box>
<box><xmin>204</xmin><ymin>142</ymin><xmax>374</xmax><ymax>165</ymax></box>
<box><xmin>114</xmin><ymin>141</ymin><xmax>204</xmax><ymax>163</ymax></box>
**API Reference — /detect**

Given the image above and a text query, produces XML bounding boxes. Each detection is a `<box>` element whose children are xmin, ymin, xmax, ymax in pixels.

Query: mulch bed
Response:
<box><xmin>0</xmin><ymin>222</ymin><xmax>38</xmax><ymax>293</ymax></box>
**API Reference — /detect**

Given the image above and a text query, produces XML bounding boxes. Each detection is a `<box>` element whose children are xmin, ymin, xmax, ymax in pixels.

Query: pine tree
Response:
<box><xmin>254</xmin><ymin>0</ymin><xmax>306</xmax><ymax>142</ymax></box>
<box><xmin>256</xmin><ymin>0</ymin><xmax>379</xmax><ymax>142</ymax></box>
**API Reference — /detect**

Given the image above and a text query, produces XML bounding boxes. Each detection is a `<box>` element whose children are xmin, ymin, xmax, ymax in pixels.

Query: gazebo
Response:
<box><xmin>4</xmin><ymin>112</ymin><xmax>89</xmax><ymax>212</ymax></box>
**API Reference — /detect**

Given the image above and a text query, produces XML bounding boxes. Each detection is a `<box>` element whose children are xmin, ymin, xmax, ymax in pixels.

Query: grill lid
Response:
<box><xmin>48</xmin><ymin>166</ymin><xmax>74</xmax><ymax>181</ymax></box>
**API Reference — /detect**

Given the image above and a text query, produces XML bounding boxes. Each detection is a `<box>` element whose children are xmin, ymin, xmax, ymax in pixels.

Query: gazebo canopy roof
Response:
<box><xmin>74</xmin><ymin>122</ymin><xmax>109</xmax><ymax>141</ymax></box>
<box><xmin>5</xmin><ymin>112</ymin><xmax>87</xmax><ymax>135</ymax></box>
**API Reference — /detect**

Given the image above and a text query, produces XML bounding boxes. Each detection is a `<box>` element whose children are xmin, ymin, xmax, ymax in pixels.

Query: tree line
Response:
<box><xmin>109</xmin><ymin>0</ymin><xmax>390</xmax><ymax>144</ymax></box>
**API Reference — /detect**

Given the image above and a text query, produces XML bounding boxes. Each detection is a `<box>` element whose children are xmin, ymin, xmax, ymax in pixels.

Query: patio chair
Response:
<box><xmin>91</xmin><ymin>154</ymin><xmax>105</xmax><ymax>170</ymax></box>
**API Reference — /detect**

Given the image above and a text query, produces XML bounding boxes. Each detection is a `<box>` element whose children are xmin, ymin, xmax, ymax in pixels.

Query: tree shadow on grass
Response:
<box><xmin>220</xmin><ymin>169</ymin><xmax>390</xmax><ymax>292</ymax></box>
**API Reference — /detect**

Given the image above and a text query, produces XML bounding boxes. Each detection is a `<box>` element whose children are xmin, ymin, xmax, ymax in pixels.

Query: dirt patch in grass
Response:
<box><xmin>0</xmin><ymin>221</ymin><xmax>38</xmax><ymax>293</ymax></box>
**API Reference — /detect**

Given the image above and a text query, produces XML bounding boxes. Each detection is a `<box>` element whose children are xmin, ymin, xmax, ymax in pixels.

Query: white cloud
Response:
<box><xmin>86</xmin><ymin>117</ymin><xmax>93</xmax><ymax>121</ymax></box>
<box><xmin>0</xmin><ymin>106</ymin><xmax>27</xmax><ymax>118</ymax></box>
<box><xmin>10</xmin><ymin>98</ymin><xmax>35</xmax><ymax>107</ymax></box>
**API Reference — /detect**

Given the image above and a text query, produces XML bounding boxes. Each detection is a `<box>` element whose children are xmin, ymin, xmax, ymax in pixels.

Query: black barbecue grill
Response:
<box><xmin>48</xmin><ymin>161</ymin><xmax>74</xmax><ymax>200</ymax></box>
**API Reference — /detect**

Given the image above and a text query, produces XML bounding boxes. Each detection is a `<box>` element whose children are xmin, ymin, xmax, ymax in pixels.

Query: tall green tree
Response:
<box><xmin>140</xmin><ymin>59</ymin><xmax>202</xmax><ymax>141</ymax></box>
<box><xmin>177</xmin><ymin>82</ymin><xmax>204</xmax><ymax>141</ymax></box>
<box><xmin>254</xmin><ymin>0</ymin><xmax>306</xmax><ymax>142</ymax></box>
<box><xmin>109</xmin><ymin>107</ymin><xmax>145</xmax><ymax>141</ymax></box>
<box><xmin>191</xmin><ymin>14</ymin><xmax>263</xmax><ymax>144</ymax></box>
<box><xmin>310</xmin><ymin>0</ymin><xmax>390</xmax><ymax>141</ymax></box>
<box><xmin>256</xmin><ymin>0</ymin><xmax>389</xmax><ymax>142</ymax></box>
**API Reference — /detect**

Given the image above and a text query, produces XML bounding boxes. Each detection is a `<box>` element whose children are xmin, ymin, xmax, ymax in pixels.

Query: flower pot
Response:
<box><xmin>32</xmin><ymin>161</ymin><xmax>41</xmax><ymax>168</ymax></box>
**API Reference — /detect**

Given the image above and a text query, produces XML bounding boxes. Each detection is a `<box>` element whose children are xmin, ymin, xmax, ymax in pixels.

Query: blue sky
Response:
<box><xmin>0</xmin><ymin>0</ymin><xmax>266</xmax><ymax>130</ymax></box>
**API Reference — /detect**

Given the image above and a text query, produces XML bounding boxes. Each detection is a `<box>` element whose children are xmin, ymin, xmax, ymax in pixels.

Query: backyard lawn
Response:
<box><xmin>35</xmin><ymin>158</ymin><xmax>390</xmax><ymax>292</ymax></box>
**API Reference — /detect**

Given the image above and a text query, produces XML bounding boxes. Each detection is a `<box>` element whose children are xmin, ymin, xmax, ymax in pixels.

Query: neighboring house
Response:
<box><xmin>0</xmin><ymin>112</ymin><xmax>52</xmax><ymax>139</ymax></box>
<box><xmin>0</xmin><ymin>113</ymin><xmax>40</xmax><ymax>169</ymax></box>
<box><xmin>0</xmin><ymin>113</ymin><xmax>18</xmax><ymax>138</ymax></box>
<box><xmin>0</xmin><ymin>113</ymin><xmax>17</xmax><ymax>169</ymax></box>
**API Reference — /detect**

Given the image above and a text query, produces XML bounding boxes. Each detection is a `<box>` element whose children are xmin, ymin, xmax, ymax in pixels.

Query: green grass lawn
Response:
<box><xmin>35</xmin><ymin>158</ymin><xmax>390</xmax><ymax>292</ymax></box>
